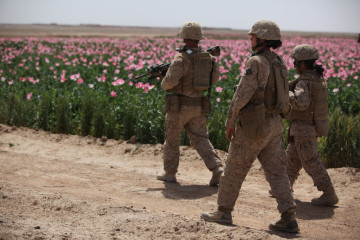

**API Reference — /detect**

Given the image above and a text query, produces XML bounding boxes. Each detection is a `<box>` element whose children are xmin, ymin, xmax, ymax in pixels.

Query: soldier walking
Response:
<box><xmin>285</xmin><ymin>44</ymin><xmax>339</xmax><ymax>206</ymax></box>
<box><xmin>157</xmin><ymin>21</ymin><xmax>223</xmax><ymax>186</ymax></box>
<box><xmin>201</xmin><ymin>20</ymin><xmax>299</xmax><ymax>233</ymax></box>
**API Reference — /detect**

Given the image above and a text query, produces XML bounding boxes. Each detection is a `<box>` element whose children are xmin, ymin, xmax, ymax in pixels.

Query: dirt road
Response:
<box><xmin>0</xmin><ymin>124</ymin><xmax>359</xmax><ymax>239</ymax></box>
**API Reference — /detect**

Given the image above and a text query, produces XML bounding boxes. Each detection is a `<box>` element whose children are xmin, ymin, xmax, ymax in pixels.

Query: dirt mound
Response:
<box><xmin>0</xmin><ymin>124</ymin><xmax>359</xmax><ymax>239</ymax></box>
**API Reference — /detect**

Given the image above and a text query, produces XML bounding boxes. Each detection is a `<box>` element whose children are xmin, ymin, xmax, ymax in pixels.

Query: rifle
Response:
<box><xmin>131</xmin><ymin>45</ymin><xmax>221</xmax><ymax>81</ymax></box>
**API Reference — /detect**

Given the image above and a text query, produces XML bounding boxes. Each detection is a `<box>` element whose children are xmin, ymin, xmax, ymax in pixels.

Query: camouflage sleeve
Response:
<box><xmin>211</xmin><ymin>57</ymin><xmax>220</xmax><ymax>85</ymax></box>
<box><xmin>289</xmin><ymin>79</ymin><xmax>311</xmax><ymax>111</ymax></box>
<box><xmin>161</xmin><ymin>54</ymin><xmax>185</xmax><ymax>91</ymax></box>
<box><xmin>225</xmin><ymin>57</ymin><xmax>260</xmax><ymax>128</ymax></box>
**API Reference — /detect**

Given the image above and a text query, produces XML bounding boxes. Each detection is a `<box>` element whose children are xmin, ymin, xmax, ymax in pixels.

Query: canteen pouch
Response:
<box><xmin>164</xmin><ymin>94</ymin><xmax>180</xmax><ymax>113</ymax></box>
<box><xmin>239</xmin><ymin>103</ymin><xmax>266</xmax><ymax>140</ymax></box>
<box><xmin>201</xmin><ymin>96</ymin><xmax>212</xmax><ymax>115</ymax></box>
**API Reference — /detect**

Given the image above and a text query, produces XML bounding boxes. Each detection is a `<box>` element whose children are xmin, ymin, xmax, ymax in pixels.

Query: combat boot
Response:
<box><xmin>201</xmin><ymin>209</ymin><xmax>232</xmax><ymax>224</ymax></box>
<box><xmin>311</xmin><ymin>187</ymin><xmax>339</xmax><ymax>206</ymax></box>
<box><xmin>269</xmin><ymin>210</ymin><xmax>300</xmax><ymax>233</ymax></box>
<box><xmin>156</xmin><ymin>172</ymin><xmax>177</xmax><ymax>182</ymax></box>
<box><xmin>209</xmin><ymin>166</ymin><xmax>223</xmax><ymax>186</ymax></box>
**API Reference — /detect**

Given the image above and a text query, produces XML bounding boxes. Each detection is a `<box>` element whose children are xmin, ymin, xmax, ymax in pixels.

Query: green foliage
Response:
<box><xmin>55</xmin><ymin>94</ymin><xmax>71</xmax><ymax>134</ymax></box>
<box><xmin>38</xmin><ymin>91</ymin><xmax>54</xmax><ymax>131</ymax></box>
<box><xmin>80</xmin><ymin>92</ymin><xmax>95</xmax><ymax>136</ymax></box>
<box><xmin>321</xmin><ymin>108</ymin><xmax>360</xmax><ymax>168</ymax></box>
<box><xmin>327</xmin><ymin>76</ymin><xmax>360</xmax><ymax>116</ymax></box>
<box><xmin>93</xmin><ymin>98</ymin><xmax>106</xmax><ymax>138</ymax></box>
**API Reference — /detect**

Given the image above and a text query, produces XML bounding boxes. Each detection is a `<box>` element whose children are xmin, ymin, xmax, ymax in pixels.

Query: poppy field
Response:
<box><xmin>0</xmin><ymin>36</ymin><xmax>359</xmax><ymax>167</ymax></box>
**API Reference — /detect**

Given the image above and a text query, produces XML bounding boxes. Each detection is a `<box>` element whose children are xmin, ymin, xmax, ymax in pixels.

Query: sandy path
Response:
<box><xmin>0</xmin><ymin>124</ymin><xmax>359</xmax><ymax>239</ymax></box>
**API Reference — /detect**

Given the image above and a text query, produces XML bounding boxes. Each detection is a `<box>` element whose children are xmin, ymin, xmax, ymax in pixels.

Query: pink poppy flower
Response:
<box><xmin>216</xmin><ymin>98</ymin><xmax>221</xmax><ymax>102</ymax></box>
<box><xmin>332</xmin><ymin>88</ymin><xmax>339</xmax><ymax>93</ymax></box>
<box><xmin>216</xmin><ymin>86</ymin><xmax>223</xmax><ymax>92</ymax></box>
<box><xmin>27</xmin><ymin>92</ymin><xmax>32</xmax><ymax>101</ymax></box>
<box><xmin>77</xmin><ymin>78</ymin><xmax>84</xmax><ymax>84</ymax></box>
<box><xmin>111</xmin><ymin>91</ymin><xmax>116</xmax><ymax>97</ymax></box>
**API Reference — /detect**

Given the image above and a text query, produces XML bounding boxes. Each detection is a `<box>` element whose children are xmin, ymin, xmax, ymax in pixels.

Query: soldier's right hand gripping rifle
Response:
<box><xmin>131</xmin><ymin>45</ymin><xmax>221</xmax><ymax>81</ymax></box>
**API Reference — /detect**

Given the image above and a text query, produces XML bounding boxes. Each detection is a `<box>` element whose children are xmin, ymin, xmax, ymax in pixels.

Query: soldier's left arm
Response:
<box><xmin>289</xmin><ymin>80</ymin><xmax>311</xmax><ymax>111</ymax></box>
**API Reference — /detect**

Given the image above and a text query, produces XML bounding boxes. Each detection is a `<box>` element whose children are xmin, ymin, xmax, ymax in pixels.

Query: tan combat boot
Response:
<box><xmin>201</xmin><ymin>209</ymin><xmax>232</xmax><ymax>224</ymax></box>
<box><xmin>209</xmin><ymin>166</ymin><xmax>224</xmax><ymax>186</ymax></box>
<box><xmin>311</xmin><ymin>187</ymin><xmax>339</xmax><ymax>206</ymax></box>
<box><xmin>269</xmin><ymin>210</ymin><xmax>300</xmax><ymax>233</ymax></box>
<box><xmin>156</xmin><ymin>172</ymin><xmax>177</xmax><ymax>182</ymax></box>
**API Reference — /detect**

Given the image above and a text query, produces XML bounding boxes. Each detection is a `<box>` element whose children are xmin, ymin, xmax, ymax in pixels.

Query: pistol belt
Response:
<box><xmin>180</xmin><ymin>96</ymin><xmax>203</xmax><ymax>106</ymax></box>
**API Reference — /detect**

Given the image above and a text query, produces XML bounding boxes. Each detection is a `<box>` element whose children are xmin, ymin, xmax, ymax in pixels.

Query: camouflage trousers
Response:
<box><xmin>163</xmin><ymin>105</ymin><xmax>222</xmax><ymax>174</ymax></box>
<box><xmin>286</xmin><ymin>135</ymin><xmax>333</xmax><ymax>191</ymax></box>
<box><xmin>218</xmin><ymin>115</ymin><xmax>296</xmax><ymax>214</ymax></box>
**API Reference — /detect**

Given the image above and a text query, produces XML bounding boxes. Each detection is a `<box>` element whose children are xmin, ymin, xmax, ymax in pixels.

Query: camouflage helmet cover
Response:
<box><xmin>180</xmin><ymin>21</ymin><xmax>204</xmax><ymax>40</ymax></box>
<box><xmin>249</xmin><ymin>20</ymin><xmax>281</xmax><ymax>40</ymax></box>
<box><xmin>291</xmin><ymin>44</ymin><xmax>319</xmax><ymax>61</ymax></box>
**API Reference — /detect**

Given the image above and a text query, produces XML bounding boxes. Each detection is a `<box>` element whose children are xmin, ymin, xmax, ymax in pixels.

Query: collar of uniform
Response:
<box><xmin>188</xmin><ymin>47</ymin><xmax>201</xmax><ymax>51</ymax></box>
<box><xmin>250</xmin><ymin>48</ymin><xmax>267</xmax><ymax>57</ymax></box>
<box><xmin>300</xmin><ymin>69</ymin><xmax>317</xmax><ymax>80</ymax></box>
<box><xmin>302</xmin><ymin>69</ymin><xmax>317</xmax><ymax>76</ymax></box>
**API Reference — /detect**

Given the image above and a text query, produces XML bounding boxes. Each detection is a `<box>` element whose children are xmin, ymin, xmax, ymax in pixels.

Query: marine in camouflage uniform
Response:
<box><xmin>201</xmin><ymin>20</ymin><xmax>299</xmax><ymax>233</ymax></box>
<box><xmin>156</xmin><ymin>21</ymin><xmax>223</xmax><ymax>186</ymax></box>
<box><xmin>285</xmin><ymin>44</ymin><xmax>339</xmax><ymax>206</ymax></box>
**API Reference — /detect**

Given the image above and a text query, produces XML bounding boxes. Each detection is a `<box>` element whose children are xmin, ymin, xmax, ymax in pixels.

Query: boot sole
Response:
<box><xmin>311</xmin><ymin>199</ymin><xmax>339</xmax><ymax>206</ymax></box>
<box><xmin>269</xmin><ymin>225</ymin><xmax>300</xmax><ymax>233</ymax></box>
<box><xmin>200</xmin><ymin>213</ymin><xmax>232</xmax><ymax>225</ymax></box>
<box><xmin>156</xmin><ymin>177</ymin><xmax>177</xmax><ymax>182</ymax></box>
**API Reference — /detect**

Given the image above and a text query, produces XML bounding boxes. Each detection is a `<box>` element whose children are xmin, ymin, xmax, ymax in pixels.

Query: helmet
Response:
<box><xmin>291</xmin><ymin>44</ymin><xmax>319</xmax><ymax>61</ymax></box>
<box><xmin>249</xmin><ymin>20</ymin><xmax>281</xmax><ymax>40</ymax></box>
<box><xmin>180</xmin><ymin>21</ymin><xmax>204</xmax><ymax>40</ymax></box>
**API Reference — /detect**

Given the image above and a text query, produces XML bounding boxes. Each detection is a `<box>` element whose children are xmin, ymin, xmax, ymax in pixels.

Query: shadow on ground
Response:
<box><xmin>147</xmin><ymin>182</ymin><xmax>218</xmax><ymax>200</ymax></box>
<box><xmin>295</xmin><ymin>199</ymin><xmax>336</xmax><ymax>220</ymax></box>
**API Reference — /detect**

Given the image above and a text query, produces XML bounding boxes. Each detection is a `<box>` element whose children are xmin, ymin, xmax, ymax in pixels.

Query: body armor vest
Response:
<box><xmin>246</xmin><ymin>51</ymin><xmax>289</xmax><ymax>114</ymax></box>
<box><xmin>288</xmin><ymin>71</ymin><xmax>329</xmax><ymax>136</ymax></box>
<box><xmin>168</xmin><ymin>49</ymin><xmax>213</xmax><ymax>97</ymax></box>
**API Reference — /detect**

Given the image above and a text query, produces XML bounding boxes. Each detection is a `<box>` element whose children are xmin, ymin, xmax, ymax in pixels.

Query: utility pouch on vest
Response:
<box><xmin>164</xmin><ymin>94</ymin><xmax>180</xmax><ymax>113</ymax></box>
<box><xmin>314</xmin><ymin>101</ymin><xmax>329</xmax><ymax>136</ymax></box>
<box><xmin>193</xmin><ymin>52</ymin><xmax>212</xmax><ymax>91</ymax></box>
<box><xmin>201</xmin><ymin>96</ymin><xmax>212</xmax><ymax>115</ymax></box>
<box><xmin>239</xmin><ymin>103</ymin><xmax>266</xmax><ymax>140</ymax></box>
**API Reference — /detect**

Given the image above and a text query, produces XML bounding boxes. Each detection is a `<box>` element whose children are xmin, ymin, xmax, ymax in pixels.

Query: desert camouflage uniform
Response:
<box><xmin>286</xmin><ymin>70</ymin><xmax>333</xmax><ymax>191</ymax></box>
<box><xmin>217</xmin><ymin>50</ymin><xmax>296</xmax><ymax>213</ymax></box>
<box><xmin>161</xmin><ymin>47</ymin><xmax>222</xmax><ymax>175</ymax></box>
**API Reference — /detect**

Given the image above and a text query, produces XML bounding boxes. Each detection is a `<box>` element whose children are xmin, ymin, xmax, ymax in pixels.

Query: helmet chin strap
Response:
<box><xmin>252</xmin><ymin>38</ymin><xmax>265</xmax><ymax>51</ymax></box>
